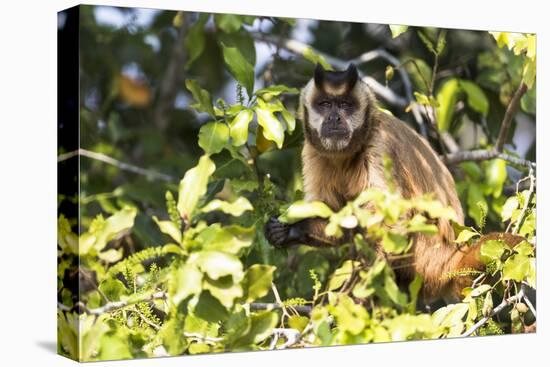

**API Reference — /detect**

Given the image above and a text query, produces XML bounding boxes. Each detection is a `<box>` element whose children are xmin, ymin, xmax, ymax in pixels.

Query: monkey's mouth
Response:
<box><xmin>320</xmin><ymin>124</ymin><xmax>350</xmax><ymax>139</ymax></box>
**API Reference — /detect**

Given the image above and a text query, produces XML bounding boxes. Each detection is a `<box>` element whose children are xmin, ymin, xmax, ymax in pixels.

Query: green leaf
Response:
<box><xmin>221</xmin><ymin>42</ymin><xmax>255</xmax><ymax>97</ymax></box>
<box><xmin>177</xmin><ymin>155</ymin><xmax>216</xmax><ymax>221</ymax></box>
<box><xmin>97</xmin><ymin>248</ymin><xmax>124</xmax><ymax>263</ymax></box>
<box><xmin>98</xmin><ymin>278</ymin><xmax>126</xmax><ymax>301</ymax></box>
<box><xmin>467</xmin><ymin>183</ymin><xmax>488</xmax><ymax>227</ymax></box>
<box><xmin>198</xmin><ymin>122</ymin><xmax>230</xmax><ymax>154</ymax></box>
<box><xmin>436</xmin><ymin>78</ymin><xmax>460</xmax><ymax>131</ymax></box>
<box><xmin>389</xmin><ymin>25</ymin><xmax>408</xmax><ymax>38</ymax></box>
<box><xmin>196</xmin><ymin>223</ymin><xmax>254</xmax><ymax>255</ymax></box>
<box><xmin>303</xmin><ymin>47</ymin><xmax>333</xmax><ymax>70</ymax></box>
<box><xmin>185</xmin><ymin>79</ymin><xmax>216</xmax><ymax>117</ymax></box>
<box><xmin>503</xmin><ymin>254</ymin><xmax>530</xmax><ymax>281</ymax></box>
<box><xmin>254</xmin><ymin>85</ymin><xmax>299</xmax><ymax>99</ymax></box>
<box><xmin>184</xmin><ymin>14</ymin><xmax>209</xmax><ymax>69</ymax></box>
<box><xmin>454</xmin><ymin>228</ymin><xmax>479</xmax><ymax>243</ymax></box>
<box><xmin>418</xmin><ymin>30</ymin><xmax>436</xmax><ymax>54</ymax></box>
<box><xmin>241</xmin><ymin>265</ymin><xmax>276</xmax><ymax>303</ymax></box>
<box><xmin>201</xmin><ymin>197</ymin><xmax>253</xmax><ymax>216</ymax></box>
<box><xmin>523</xmin><ymin>57</ymin><xmax>536</xmax><ymax>89</ymax></box>
<box><xmin>229</xmin><ymin>109</ymin><xmax>254</xmax><ymax>146</ymax></box>
<box><xmin>214</xmin><ymin>14</ymin><xmax>243</xmax><ymax>33</ymax></box>
<box><xmin>288</xmin><ymin>315</ymin><xmax>309</xmax><ymax>332</ymax></box>
<box><xmin>255</xmin><ymin>104</ymin><xmax>285</xmax><ymax>149</ymax></box>
<box><xmin>470</xmin><ymin>284</ymin><xmax>492</xmax><ymax>297</ymax></box>
<box><xmin>480</xmin><ymin>240</ymin><xmax>506</xmax><ymax>264</ymax></box>
<box><xmin>328</xmin><ymin>260</ymin><xmax>357</xmax><ymax>291</ymax></box>
<box><xmin>408</xmin><ymin>274</ymin><xmax>423</xmax><ymax>313</ymax></box>
<box><xmin>501</xmin><ymin>196</ymin><xmax>519</xmax><ymax>221</ymax></box>
<box><xmin>382</xmin><ymin>232</ymin><xmax>409</xmax><ymax>254</ymax></box>
<box><xmin>203</xmin><ymin>276</ymin><xmax>243</xmax><ymax>308</ymax></box>
<box><xmin>153</xmin><ymin>216</ymin><xmax>182</xmax><ymax>243</ymax></box>
<box><xmin>459</xmin><ymin>80</ymin><xmax>489</xmax><ymax>116</ymax></box>
<box><xmin>81</xmin><ymin>207</ymin><xmax>137</xmax><ymax>255</ymax></box>
<box><xmin>194</xmin><ymin>291</ymin><xmax>229</xmax><ymax>323</ymax></box>
<box><xmin>194</xmin><ymin>251</ymin><xmax>244</xmax><ymax>282</ymax></box>
<box><xmin>279</xmin><ymin>200</ymin><xmax>333</xmax><ymax>224</ymax></box>
<box><xmin>281</xmin><ymin>108</ymin><xmax>296</xmax><ymax>132</ymax></box>
<box><xmin>513</xmin><ymin>241</ymin><xmax>534</xmax><ymax>257</ymax></box>
<box><xmin>328</xmin><ymin>294</ymin><xmax>368</xmax><ymax>335</ymax></box>
<box><xmin>234</xmin><ymin>311</ymin><xmax>278</xmax><ymax>346</ymax></box>
<box><xmin>170</xmin><ymin>263</ymin><xmax>202</xmax><ymax>306</ymax></box>
<box><xmin>485</xmin><ymin>159</ymin><xmax>507</xmax><ymax>197</ymax></box>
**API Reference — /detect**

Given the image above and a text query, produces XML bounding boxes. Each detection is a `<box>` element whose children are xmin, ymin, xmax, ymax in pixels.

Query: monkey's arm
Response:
<box><xmin>265</xmin><ymin>216</ymin><xmax>346</xmax><ymax>248</ymax></box>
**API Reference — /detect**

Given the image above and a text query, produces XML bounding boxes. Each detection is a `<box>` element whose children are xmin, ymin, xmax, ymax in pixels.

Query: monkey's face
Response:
<box><xmin>301</xmin><ymin>63</ymin><xmax>369</xmax><ymax>152</ymax></box>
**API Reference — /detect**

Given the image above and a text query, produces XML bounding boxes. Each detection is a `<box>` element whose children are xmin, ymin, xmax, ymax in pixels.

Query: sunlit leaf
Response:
<box><xmin>221</xmin><ymin>42</ymin><xmax>255</xmax><ymax>97</ymax></box>
<box><xmin>185</xmin><ymin>14</ymin><xmax>209</xmax><ymax>69</ymax></box>
<box><xmin>177</xmin><ymin>155</ymin><xmax>216</xmax><ymax>221</ymax></box>
<box><xmin>279</xmin><ymin>200</ymin><xmax>333</xmax><ymax>224</ymax></box>
<box><xmin>255</xmin><ymin>102</ymin><xmax>285</xmax><ymax>149</ymax></box>
<box><xmin>241</xmin><ymin>265</ymin><xmax>276</xmax><ymax>303</ymax></box>
<box><xmin>229</xmin><ymin>109</ymin><xmax>253</xmax><ymax>146</ymax></box>
<box><xmin>389</xmin><ymin>25</ymin><xmax>408</xmax><ymax>38</ymax></box>
<box><xmin>185</xmin><ymin>79</ymin><xmax>216</xmax><ymax>117</ymax></box>
<box><xmin>170</xmin><ymin>262</ymin><xmax>202</xmax><ymax>306</ymax></box>
<box><xmin>201</xmin><ymin>197</ymin><xmax>253</xmax><ymax>216</ymax></box>
<box><xmin>503</xmin><ymin>254</ymin><xmax>530</xmax><ymax>281</ymax></box>
<box><xmin>435</xmin><ymin>78</ymin><xmax>460</xmax><ymax>131</ymax></box>
<box><xmin>198</xmin><ymin>122</ymin><xmax>229</xmax><ymax>154</ymax></box>
<box><xmin>153</xmin><ymin>216</ymin><xmax>182</xmax><ymax>243</ymax></box>
<box><xmin>214</xmin><ymin>14</ymin><xmax>243</xmax><ymax>33</ymax></box>
<box><xmin>459</xmin><ymin>80</ymin><xmax>489</xmax><ymax>116</ymax></box>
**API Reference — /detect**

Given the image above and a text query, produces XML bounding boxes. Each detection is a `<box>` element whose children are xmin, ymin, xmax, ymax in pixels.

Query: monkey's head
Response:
<box><xmin>300</xmin><ymin>63</ymin><xmax>373</xmax><ymax>154</ymax></box>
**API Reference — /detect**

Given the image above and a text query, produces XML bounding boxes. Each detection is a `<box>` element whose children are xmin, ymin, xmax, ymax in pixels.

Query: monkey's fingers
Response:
<box><xmin>265</xmin><ymin>217</ymin><xmax>291</xmax><ymax>247</ymax></box>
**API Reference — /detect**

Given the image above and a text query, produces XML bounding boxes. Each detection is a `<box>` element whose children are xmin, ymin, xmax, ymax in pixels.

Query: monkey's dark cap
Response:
<box><xmin>314</xmin><ymin>63</ymin><xmax>359</xmax><ymax>92</ymax></box>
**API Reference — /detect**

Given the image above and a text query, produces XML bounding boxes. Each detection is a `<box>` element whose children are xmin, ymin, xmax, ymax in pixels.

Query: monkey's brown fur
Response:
<box><xmin>265</xmin><ymin>64</ymin><xmax>523</xmax><ymax>301</ymax></box>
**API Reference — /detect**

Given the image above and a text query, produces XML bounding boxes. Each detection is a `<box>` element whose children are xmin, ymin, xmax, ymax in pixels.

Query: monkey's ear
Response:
<box><xmin>345</xmin><ymin>63</ymin><xmax>359</xmax><ymax>89</ymax></box>
<box><xmin>314</xmin><ymin>63</ymin><xmax>325</xmax><ymax>88</ymax></box>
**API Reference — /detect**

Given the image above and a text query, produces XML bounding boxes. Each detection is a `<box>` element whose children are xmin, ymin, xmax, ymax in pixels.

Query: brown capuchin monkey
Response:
<box><xmin>265</xmin><ymin>63</ymin><xmax>523</xmax><ymax>301</ymax></box>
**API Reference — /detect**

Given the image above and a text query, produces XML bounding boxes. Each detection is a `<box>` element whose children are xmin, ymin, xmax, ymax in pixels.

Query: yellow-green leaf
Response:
<box><xmin>177</xmin><ymin>155</ymin><xmax>216</xmax><ymax>220</ymax></box>
<box><xmin>201</xmin><ymin>197</ymin><xmax>253</xmax><ymax>217</ymax></box>
<box><xmin>198</xmin><ymin>122</ymin><xmax>229</xmax><ymax>154</ymax></box>
<box><xmin>279</xmin><ymin>200</ymin><xmax>333</xmax><ymax>224</ymax></box>
<box><xmin>230</xmin><ymin>109</ymin><xmax>253</xmax><ymax>146</ymax></box>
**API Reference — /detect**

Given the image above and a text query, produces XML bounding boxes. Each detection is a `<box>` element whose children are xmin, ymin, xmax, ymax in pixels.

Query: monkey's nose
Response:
<box><xmin>328</xmin><ymin>113</ymin><xmax>341</xmax><ymax>123</ymax></box>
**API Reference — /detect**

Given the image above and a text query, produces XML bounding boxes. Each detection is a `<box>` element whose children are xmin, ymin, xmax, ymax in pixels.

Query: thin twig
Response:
<box><xmin>513</xmin><ymin>167</ymin><xmax>536</xmax><ymax>234</ymax></box>
<box><xmin>58</xmin><ymin>291</ymin><xmax>166</xmax><ymax>315</ymax></box>
<box><xmin>183</xmin><ymin>332</ymin><xmax>224</xmax><ymax>344</ymax></box>
<box><xmin>462</xmin><ymin>286</ymin><xmax>525</xmax><ymax>337</ymax></box>
<box><xmin>494</xmin><ymin>81</ymin><xmax>528</xmax><ymax>153</ymax></box>
<box><xmin>153</xmin><ymin>14</ymin><xmax>190</xmax><ymax>131</ymax></box>
<box><xmin>442</xmin><ymin>149</ymin><xmax>535</xmax><ymax>169</ymax></box>
<box><xmin>250</xmin><ymin>302</ymin><xmax>312</xmax><ymax>315</ymax></box>
<box><xmin>270</xmin><ymin>328</ymin><xmax>301</xmax><ymax>349</ymax></box>
<box><xmin>58</xmin><ymin>148</ymin><xmax>176</xmax><ymax>182</ymax></box>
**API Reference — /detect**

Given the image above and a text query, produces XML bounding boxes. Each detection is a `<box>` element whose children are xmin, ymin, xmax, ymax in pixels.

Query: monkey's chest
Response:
<box><xmin>304</xmin><ymin>162</ymin><xmax>369</xmax><ymax>210</ymax></box>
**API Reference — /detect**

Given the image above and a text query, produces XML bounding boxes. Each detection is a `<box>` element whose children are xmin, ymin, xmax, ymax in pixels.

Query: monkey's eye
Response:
<box><xmin>318</xmin><ymin>100</ymin><xmax>331</xmax><ymax>108</ymax></box>
<box><xmin>338</xmin><ymin>101</ymin><xmax>353</xmax><ymax>109</ymax></box>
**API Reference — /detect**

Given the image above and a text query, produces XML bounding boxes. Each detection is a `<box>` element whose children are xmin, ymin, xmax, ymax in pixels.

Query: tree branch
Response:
<box><xmin>58</xmin><ymin>148</ymin><xmax>176</xmax><ymax>182</ymax></box>
<box><xmin>153</xmin><ymin>15</ymin><xmax>190</xmax><ymax>131</ymax></box>
<box><xmin>513</xmin><ymin>167</ymin><xmax>536</xmax><ymax>234</ymax></box>
<box><xmin>250</xmin><ymin>302</ymin><xmax>312</xmax><ymax>315</ymax></box>
<box><xmin>462</xmin><ymin>286</ymin><xmax>525</xmax><ymax>337</ymax></box>
<box><xmin>494</xmin><ymin>81</ymin><xmax>528</xmax><ymax>153</ymax></box>
<box><xmin>58</xmin><ymin>291</ymin><xmax>166</xmax><ymax>315</ymax></box>
<box><xmin>442</xmin><ymin>149</ymin><xmax>535</xmax><ymax>169</ymax></box>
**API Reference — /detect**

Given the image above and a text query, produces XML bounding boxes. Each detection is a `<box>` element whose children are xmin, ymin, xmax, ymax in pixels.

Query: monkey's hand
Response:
<box><xmin>264</xmin><ymin>216</ymin><xmax>303</xmax><ymax>248</ymax></box>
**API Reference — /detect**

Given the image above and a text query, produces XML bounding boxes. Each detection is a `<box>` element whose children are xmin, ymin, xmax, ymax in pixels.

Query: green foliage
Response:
<box><xmin>60</xmin><ymin>9</ymin><xmax>536</xmax><ymax>361</ymax></box>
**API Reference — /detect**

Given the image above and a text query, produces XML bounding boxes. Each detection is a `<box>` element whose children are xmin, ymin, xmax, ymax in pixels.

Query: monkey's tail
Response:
<box><xmin>446</xmin><ymin>232</ymin><xmax>526</xmax><ymax>300</ymax></box>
